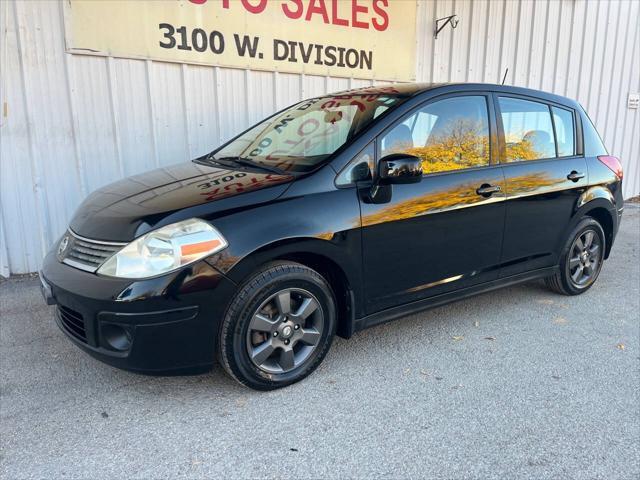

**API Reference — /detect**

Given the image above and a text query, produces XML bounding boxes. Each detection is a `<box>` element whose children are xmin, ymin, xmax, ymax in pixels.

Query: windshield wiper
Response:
<box><xmin>217</xmin><ymin>156</ymin><xmax>286</xmax><ymax>175</ymax></box>
<box><xmin>196</xmin><ymin>155</ymin><xmax>286</xmax><ymax>175</ymax></box>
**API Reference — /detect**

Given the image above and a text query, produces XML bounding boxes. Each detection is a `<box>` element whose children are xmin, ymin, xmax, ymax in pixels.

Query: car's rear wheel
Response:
<box><xmin>218</xmin><ymin>261</ymin><xmax>336</xmax><ymax>390</ymax></box>
<box><xmin>545</xmin><ymin>217</ymin><xmax>606</xmax><ymax>295</ymax></box>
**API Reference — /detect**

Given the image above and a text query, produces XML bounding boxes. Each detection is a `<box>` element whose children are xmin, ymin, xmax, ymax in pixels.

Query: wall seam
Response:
<box><xmin>105</xmin><ymin>56</ymin><xmax>124</xmax><ymax>177</ymax></box>
<box><xmin>496</xmin><ymin>0</ymin><xmax>507</xmax><ymax>84</ymax></box>
<box><xmin>58</xmin><ymin>0</ymin><xmax>86</xmax><ymax>198</ymax></box>
<box><xmin>575</xmin><ymin>0</ymin><xmax>589</xmax><ymax>102</ymax></box>
<box><xmin>600</xmin><ymin>0</ymin><xmax>624</xmax><ymax>142</ymax></box>
<box><xmin>539</xmin><ymin>0</ymin><xmax>551</xmax><ymax>91</ymax></box>
<box><xmin>145</xmin><ymin>60</ymin><xmax>160</xmax><ymax>168</ymax></box>
<box><xmin>511</xmin><ymin>0</ymin><xmax>522</xmax><ymax>84</ymax></box>
<box><xmin>591</xmin><ymin>0</ymin><xmax>613</xmax><ymax>123</ymax></box>
<box><xmin>180</xmin><ymin>63</ymin><xmax>192</xmax><ymax>159</ymax></box>
<box><xmin>525</xmin><ymin>0</ymin><xmax>537</xmax><ymax>88</ymax></box>
<box><xmin>611</xmin><ymin>0</ymin><xmax>636</xmax><ymax>156</ymax></box>
<box><xmin>12</xmin><ymin>0</ymin><xmax>51</xmax><ymax>267</ymax></box>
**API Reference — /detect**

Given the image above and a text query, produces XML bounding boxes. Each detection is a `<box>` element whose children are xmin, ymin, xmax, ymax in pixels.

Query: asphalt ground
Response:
<box><xmin>1</xmin><ymin>204</ymin><xmax>638</xmax><ymax>479</ymax></box>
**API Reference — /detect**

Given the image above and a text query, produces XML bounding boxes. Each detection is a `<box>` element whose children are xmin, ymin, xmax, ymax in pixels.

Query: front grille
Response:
<box><xmin>57</xmin><ymin>305</ymin><xmax>87</xmax><ymax>343</ymax></box>
<box><xmin>60</xmin><ymin>231</ymin><xmax>125</xmax><ymax>273</ymax></box>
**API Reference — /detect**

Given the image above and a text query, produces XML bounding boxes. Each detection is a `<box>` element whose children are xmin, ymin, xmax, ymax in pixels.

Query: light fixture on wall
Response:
<box><xmin>434</xmin><ymin>14</ymin><xmax>459</xmax><ymax>39</ymax></box>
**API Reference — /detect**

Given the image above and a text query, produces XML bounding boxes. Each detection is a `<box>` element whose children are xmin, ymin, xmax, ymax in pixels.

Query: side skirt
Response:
<box><xmin>352</xmin><ymin>266</ymin><xmax>558</xmax><ymax>334</ymax></box>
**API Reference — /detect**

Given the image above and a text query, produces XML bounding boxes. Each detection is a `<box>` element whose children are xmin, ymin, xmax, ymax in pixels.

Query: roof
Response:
<box><xmin>328</xmin><ymin>82</ymin><xmax>579</xmax><ymax>108</ymax></box>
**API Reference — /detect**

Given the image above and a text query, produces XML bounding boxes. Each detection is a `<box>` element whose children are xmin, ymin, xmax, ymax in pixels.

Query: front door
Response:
<box><xmin>360</xmin><ymin>94</ymin><xmax>506</xmax><ymax>314</ymax></box>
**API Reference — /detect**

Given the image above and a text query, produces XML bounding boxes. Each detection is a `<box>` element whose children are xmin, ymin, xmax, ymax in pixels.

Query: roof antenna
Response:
<box><xmin>501</xmin><ymin>68</ymin><xmax>509</xmax><ymax>85</ymax></box>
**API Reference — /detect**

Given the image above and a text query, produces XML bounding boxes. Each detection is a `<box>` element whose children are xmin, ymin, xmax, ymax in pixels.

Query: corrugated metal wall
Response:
<box><xmin>1</xmin><ymin>0</ymin><xmax>639</xmax><ymax>276</ymax></box>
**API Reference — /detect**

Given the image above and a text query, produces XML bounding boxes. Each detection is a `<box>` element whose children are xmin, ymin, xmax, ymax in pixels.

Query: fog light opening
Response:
<box><xmin>102</xmin><ymin>323</ymin><xmax>132</xmax><ymax>351</ymax></box>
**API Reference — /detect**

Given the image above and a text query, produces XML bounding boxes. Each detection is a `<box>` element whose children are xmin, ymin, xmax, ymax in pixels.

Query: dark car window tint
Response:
<box><xmin>335</xmin><ymin>142</ymin><xmax>375</xmax><ymax>187</ymax></box>
<box><xmin>552</xmin><ymin>106</ymin><xmax>575</xmax><ymax>157</ymax></box>
<box><xmin>374</xmin><ymin>105</ymin><xmax>390</xmax><ymax>118</ymax></box>
<box><xmin>499</xmin><ymin>97</ymin><xmax>557</xmax><ymax>161</ymax></box>
<box><xmin>380</xmin><ymin>96</ymin><xmax>490</xmax><ymax>175</ymax></box>
<box><xmin>213</xmin><ymin>88</ymin><xmax>408</xmax><ymax>174</ymax></box>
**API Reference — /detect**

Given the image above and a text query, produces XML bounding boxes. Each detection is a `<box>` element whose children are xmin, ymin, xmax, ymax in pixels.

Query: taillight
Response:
<box><xmin>597</xmin><ymin>155</ymin><xmax>623</xmax><ymax>180</ymax></box>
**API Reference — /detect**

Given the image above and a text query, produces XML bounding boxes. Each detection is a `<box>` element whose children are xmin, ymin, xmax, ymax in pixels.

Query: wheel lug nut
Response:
<box><xmin>273</xmin><ymin>332</ymin><xmax>278</xmax><ymax>337</ymax></box>
<box><xmin>294</xmin><ymin>324</ymin><xmax>300</xmax><ymax>330</ymax></box>
<box><xmin>284</xmin><ymin>339</ymin><xmax>290</xmax><ymax>345</ymax></box>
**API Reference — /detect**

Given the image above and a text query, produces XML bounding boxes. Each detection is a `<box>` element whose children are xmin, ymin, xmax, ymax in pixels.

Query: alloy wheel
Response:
<box><xmin>246</xmin><ymin>288</ymin><xmax>324</xmax><ymax>374</ymax></box>
<box><xmin>567</xmin><ymin>229</ymin><xmax>602</xmax><ymax>288</ymax></box>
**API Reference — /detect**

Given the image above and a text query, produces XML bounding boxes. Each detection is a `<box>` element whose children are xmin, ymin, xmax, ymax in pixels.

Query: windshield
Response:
<box><xmin>209</xmin><ymin>86</ymin><xmax>409</xmax><ymax>173</ymax></box>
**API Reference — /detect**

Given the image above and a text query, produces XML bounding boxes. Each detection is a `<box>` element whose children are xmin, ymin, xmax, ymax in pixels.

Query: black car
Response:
<box><xmin>40</xmin><ymin>83</ymin><xmax>624</xmax><ymax>390</ymax></box>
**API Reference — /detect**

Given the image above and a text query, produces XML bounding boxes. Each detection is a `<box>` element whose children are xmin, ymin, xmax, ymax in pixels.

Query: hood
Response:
<box><xmin>70</xmin><ymin>161</ymin><xmax>294</xmax><ymax>241</ymax></box>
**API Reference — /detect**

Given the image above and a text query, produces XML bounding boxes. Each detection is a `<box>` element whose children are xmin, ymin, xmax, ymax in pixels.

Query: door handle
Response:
<box><xmin>567</xmin><ymin>171</ymin><xmax>585</xmax><ymax>182</ymax></box>
<box><xmin>476</xmin><ymin>184</ymin><xmax>501</xmax><ymax>197</ymax></box>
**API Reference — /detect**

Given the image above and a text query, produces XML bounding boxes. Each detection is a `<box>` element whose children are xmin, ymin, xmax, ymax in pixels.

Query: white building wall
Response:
<box><xmin>1</xmin><ymin>0</ymin><xmax>638</xmax><ymax>276</ymax></box>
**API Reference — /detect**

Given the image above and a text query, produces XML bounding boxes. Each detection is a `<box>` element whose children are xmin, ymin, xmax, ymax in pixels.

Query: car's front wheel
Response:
<box><xmin>218</xmin><ymin>261</ymin><xmax>336</xmax><ymax>390</ymax></box>
<box><xmin>545</xmin><ymin>217</ymin><xmax>606</xmax><ymax>295</ymax></box>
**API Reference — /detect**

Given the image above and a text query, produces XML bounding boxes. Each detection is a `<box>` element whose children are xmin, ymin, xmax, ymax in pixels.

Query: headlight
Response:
<box><xmin>97</xmin><ymin>218</ymin><xmax>227</xmax><ymax>279</ymax></box>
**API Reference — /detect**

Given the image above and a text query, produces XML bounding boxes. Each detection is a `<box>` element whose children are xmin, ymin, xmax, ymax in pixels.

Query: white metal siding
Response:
<box><xmin>1</xmin><ymin>0</ymin><xmax>638</xmax><ymax>276</ymax></box>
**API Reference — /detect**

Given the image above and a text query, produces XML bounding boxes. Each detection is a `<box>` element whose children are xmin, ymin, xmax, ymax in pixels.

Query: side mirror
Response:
<box><xmin>378</xmin><ymin>154</ymin><xmax>423</xmax><ymax>185</ymax></box>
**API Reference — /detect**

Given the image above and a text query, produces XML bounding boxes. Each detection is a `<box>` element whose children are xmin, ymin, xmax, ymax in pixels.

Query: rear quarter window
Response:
<box><xmin>551</xmin><ymin>106</ymin><xmax>576</xmax><ymax>157</ymax></box>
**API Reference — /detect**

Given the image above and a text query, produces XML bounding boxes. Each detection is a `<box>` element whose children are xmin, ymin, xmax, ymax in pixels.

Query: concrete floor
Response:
<box><xmin>1</xmin><ymin>205</ymin><xmax>638</xmax><ymax>479</ymax></box>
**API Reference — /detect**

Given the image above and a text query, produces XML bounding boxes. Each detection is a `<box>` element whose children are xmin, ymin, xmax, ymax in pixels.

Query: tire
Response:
<box><xmin>217</xmin><ymin>261</ymin><xmax>337</xmax><ymax>390</ymax></box>
<box><xmin>545</xmin><ymin>217</ymin><xmax>606</xmax><ymax>295</ymax></box>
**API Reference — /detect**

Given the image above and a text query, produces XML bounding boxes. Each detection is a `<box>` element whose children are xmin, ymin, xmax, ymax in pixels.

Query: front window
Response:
<box><xmin>379</xmin><ymin>95</ymin><xmax>491</xmax><ymax>175</ymax></box>
<box><xmin>211</xmin><ymin>87</ymin><xmax>408</xmax><ymax>173</ymax></box>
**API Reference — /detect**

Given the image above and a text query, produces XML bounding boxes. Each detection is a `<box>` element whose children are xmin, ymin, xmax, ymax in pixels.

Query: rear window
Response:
<box><xmin>581</xmin><ymin>107</ymin><xmax>608</xmax><ymax>156</ymax></box>
<box><xmin>498</xmin><ymin>97</ymin><xmax>556</xmax><ymax>162</ymax></box>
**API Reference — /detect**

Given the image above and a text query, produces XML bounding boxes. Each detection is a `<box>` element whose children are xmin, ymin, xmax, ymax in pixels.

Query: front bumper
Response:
<box><xmin>40</xmin><ymin>251</ymin><xmax>237</xmax><ymax>374</ymax></box>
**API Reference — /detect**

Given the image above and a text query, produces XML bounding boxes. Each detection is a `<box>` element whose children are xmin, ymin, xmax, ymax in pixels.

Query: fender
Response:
<box><xmin>211</xmin><ymin>236</ymin><xmax>361</xmax><ymax>288</ymax></box>
<box><xmin>557</xmin><ymin>186</ymin><xmax>618</xmax><ymax>258</ymax></box>
<box><xmin>206</xmin><ymin>236</ymin><xmax>363</xmax><ymax>339</ymax></box>
<box><xmin>201</xmin><ymin>182</ymin><xmax>365</xmax><ymax>332</ymax></box>
<box><xmin>576</xmin><ymin>185</ymin><xmax>615</xmax><ymax>209</ymax></box>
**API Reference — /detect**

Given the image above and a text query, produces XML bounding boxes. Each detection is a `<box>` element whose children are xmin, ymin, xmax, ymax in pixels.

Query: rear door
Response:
<box><xmin>495</xmin><ymin>95</ymin><xmax>588</xmax><ymax>277</ymax></box>
<box><xmin>360</xmin><ymin>93</ymin><xmax>506</xmax><ymax>314</ymax></box>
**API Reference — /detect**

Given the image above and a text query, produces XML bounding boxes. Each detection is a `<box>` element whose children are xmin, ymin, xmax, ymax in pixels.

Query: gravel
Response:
<box><xmin>1</xmin><ymin>204</ymin><xmax>638</xmax><ymax>479</ymax></box>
